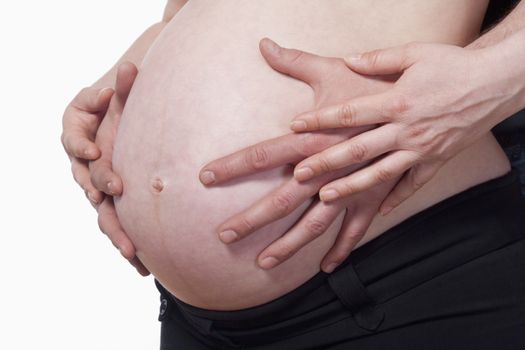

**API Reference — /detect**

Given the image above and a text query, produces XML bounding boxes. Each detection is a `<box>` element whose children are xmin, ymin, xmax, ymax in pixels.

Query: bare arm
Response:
<box><xmin>469</xmin><ymin>0</ymin><xmax>525</xmax><ymax>49</ymax></box>
<box><xmin>61</xmin><ymin>0</ymin><xmax>188</xmax><ymax>276</ymax></box>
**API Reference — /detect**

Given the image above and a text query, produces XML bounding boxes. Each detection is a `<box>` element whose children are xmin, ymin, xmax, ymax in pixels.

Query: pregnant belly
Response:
<box><xmin>112</xmin><ymin>0</ymin><xmax>506</xmax><ymax>310</ymax></box>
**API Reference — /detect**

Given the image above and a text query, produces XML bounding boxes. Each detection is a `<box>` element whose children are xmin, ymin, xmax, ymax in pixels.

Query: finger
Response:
<box><xmin>257</xmin><ymin>200</ymin><xmax>345</xmax><ymax>269</ymax></box>
<box><xmin>319</xmin><ymin>150</ymin><xmax>418</xmax><ymax>201</ymax></box>
<box><xmin>97</xmin><ymin>196</ymin><xmax>137</xmax><ymax>260</ymax></box>
<box><xmin>89</xmin><ymin>156</ymin><xmax>123</xmax><ymax>196</ymax></box>
<box><xmin>199</xmin><ymin>131</ymin><xmax>350</xmax><ymax>186</ymax></box>
<box><xmin>320</xmin><ymin>201</ymin><xmax>378</xmax><ymax>273</ymax></box>
<box><xmin>343</xmin><ymin>43</ymin><xmax>418</xmax><ymax>75</ymax></box>
<box><xmin>290</xmin><ymin>93</ymin><xmax>394</xmax><ymax>132</ymax></box>
<box><xmin>61</xmin><ymin>124</ymin><xmax>101</xmax><ymax>160</ymax></box>
<box><xmin>217</xmin><ymin>175</ymin><xmax>325</xmax><ymax>244</ymax></box>
<box><xmin>379</xmin><ymin>160</ymin><xmax>444</xmax><ymax>215</ymax></box>
<box><xmin>71</xmin><ymin>157</ymin><xmax>104</xmax><ymax>205</ymax></box>
<box><xmin>294</xmin><ymin>124</ymin><xmax>398</xmax><ymax>182</ymax></box>
<box><xmin>71</xmin><ymin>86</ymin><xmax>114</xmax><ymax>113</ymax></box>
<box><xmin>259</xmin><ymin>37</ymin><xmax>330</xmax><ymax>88</ymax></box>
<box><xmin>115</xmin><ymin>62</ymin><xmax>139</xmax><ymax>103</ymax></box>
<box><xmin>129</xmin><ymin>256</ymin><xmax>151</xmax><ymax>277</ymax></box>
<box><xmin>217</xmin><ymin>167</ymin><xmax>352</xmax><ymax>244</ymax></box>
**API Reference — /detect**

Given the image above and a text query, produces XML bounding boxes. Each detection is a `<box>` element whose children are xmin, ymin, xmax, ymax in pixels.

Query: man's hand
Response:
<box><xmin>288</xmin><ymin>42</ymin><xmax>525</xmax><ymax>214</ymax></box>
<box><xmin>200</xmin><ymin>39</ymin><xmax>396</xmax><ymax>272</ymax></box>
<box><xmin>88</xmin><ymin>62</ymin><xmax>150</xmax><ymax>276</ymax></box>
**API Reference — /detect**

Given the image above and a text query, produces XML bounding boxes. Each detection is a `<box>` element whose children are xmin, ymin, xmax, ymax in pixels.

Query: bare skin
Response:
<box><xmin>64</xmin><ymin>1</ymin><xmax>525</xmax><ymax>280</ymax></box>
<box><xmin>200</xmin><ymin>7</ymin><xmax>525</xmax><ymax>273</ymax></box>
<box><xmin>104</xmin><ymin>1</ymin><xmax>509</xmax><ymax>310</ymax></box>
<box><xmin>61</xmin><ymin>0</ymin><xmax>520</xmax><ymax>312</ymax></box>
<box><xmin>61</xmin><ymin>0</ymin><xmax>189</xmax><ymax>275</ymax></box>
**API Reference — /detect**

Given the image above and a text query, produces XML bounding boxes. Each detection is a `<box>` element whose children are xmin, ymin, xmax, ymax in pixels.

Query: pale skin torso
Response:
<box><xmin>112</xmin><ymin>0</ymin><xmax>511</xmax><ymax>310</ymax></box>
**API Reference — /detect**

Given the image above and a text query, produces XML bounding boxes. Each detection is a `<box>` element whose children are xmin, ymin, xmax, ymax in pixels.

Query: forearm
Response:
<box><xmin>91</xmin><ymin>22</ymin><xmax>167</xmax><ymax>89</ymax></box>
<box><xmin>92</xmin><ymin>0</ymin><xmax>187</xmax><ymax>89</ymax></box>
<box><xmin>479</xmin><ymin>27</ymin><xmax>525</xmax><ymax>126</ymax></box>
<box><xmin>469</xmin><ymin>1</ymin><xmax>525</xmax><ymax>49</ymax></box>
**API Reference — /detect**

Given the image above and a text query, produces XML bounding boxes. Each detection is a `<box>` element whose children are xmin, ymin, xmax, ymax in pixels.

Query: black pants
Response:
<box><xmin>155</xmin><ymin>167</ymin><xmax>525</xmax><ymax>349</ymax></box>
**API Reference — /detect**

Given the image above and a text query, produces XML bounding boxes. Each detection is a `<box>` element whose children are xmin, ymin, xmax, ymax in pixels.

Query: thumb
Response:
<box><xmin>115</xmin><ymin>61</ymin><xmax>139</xmax><ymax>105</ymax></box>
<box><xmin>344</xmin><ymin>43</ymin><xmax>418</xmax><ymax>75</ymax></box>
<box><xmin>259</xmin><ymin>37</ymin><xmax>327</xmax><ymax>88</ymax></box>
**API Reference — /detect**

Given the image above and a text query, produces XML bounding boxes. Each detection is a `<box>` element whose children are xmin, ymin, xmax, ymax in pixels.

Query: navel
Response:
<box><xmin>151</xmin><ymin>177</ymin><xmax>165</xmax><ymax>193</ymax></box>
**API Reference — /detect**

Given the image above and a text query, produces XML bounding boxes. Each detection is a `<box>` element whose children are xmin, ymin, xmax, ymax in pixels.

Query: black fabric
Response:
<box><xmin>155</xmin><ymin>167</ymin><xmax>525</xmax><ymax>350</ymax></box>
<box><xmin>484</xmin><ymin>0</ymin><xmax>525</xmax><ymax>135</ymax></box>
<box><xmin>482</xmin><ymin>0</ymin><xmax>521</xmax><ymax>31</ymax></box>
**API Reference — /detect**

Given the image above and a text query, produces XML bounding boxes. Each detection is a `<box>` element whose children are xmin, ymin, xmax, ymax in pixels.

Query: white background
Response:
<box><xmin>0</xmin><ymin>1</ymin><xmax>167</xmax><ymax>349</ymax></box>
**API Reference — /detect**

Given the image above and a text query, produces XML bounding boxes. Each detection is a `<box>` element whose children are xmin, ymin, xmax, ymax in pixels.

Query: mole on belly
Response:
<box><xmin>151</xmin><ymin>178</ymin><xmax>165</xmax><ymax>193</ymax></box>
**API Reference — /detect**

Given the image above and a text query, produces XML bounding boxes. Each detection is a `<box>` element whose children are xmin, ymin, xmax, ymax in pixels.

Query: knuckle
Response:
<box><xmin>340</xmin><ymin>181</ymin><xmax>358</xmax><ymax>196</ymax></box>
<box><xmin>245</xmin><ymin>145</ymin><xmax>271</xmax><ymax>170</ymax></box>
<box><xmin>271</xmin><ymin>191</ymin><xmax>296</xmax><ymax>214</ymax></box>
<box><xmin>276</xmin><ymin>241</ymin><xmax>296</xmax><ymax>260</ymax></box>
<box><xmin>375</xmin><ymin>167</ymin><xmax>394</xmax><ymax>183</ymax></box>
<box><xmin>346</xmin><ymin>142</ymin><xmax>368</xmax><ymax>162</ymax></box>
<box><xmin>317</xmin><ymin>155</ymin><xmax>334</xmax><ymax>172</ymax></box>
<box><xmin>387</xmin><ymin>94</ymin><xmax>411</xmax><ymax>117</ymax></box>
<box><xmin>406</xmin><ymin>124</ymin><xmax>430</xmax><ymax>140</ymax></box>
<box><xmin>239</xmin><ymin>215</ymin><xmax>257</xmax><ymax>233</ymax></box>
<box><xmin>296</xmin><ymin>133</ymin><xmax>332</xmax><ymax>156</ymax></box>
<box><xmin>294</xmin><ymin>134</ymin><xmax>314</xmax><ymax>157</ymax></box>
<box><xmin>304</xmin><ymin>218</ymin><xmax>328</xmax><ymax>237</ymax></box>
<box><xmin>287</xmin><ymin>49</ymin><xmax>305</xmax><ymax>65</ymax></box>
<box><xmin>338</xmin><ymin>103</ymin><xmax>356</xmax><ymax>127</ymax></box>
<box><xmin>364</xmin><ymin>51</ymin><xmax>381</xmax><ymax>68</ymax></box>
<box><xmin>220</xmin><ymin>159</ymin><xmax>237</xmax><ymax>179</ymax></box>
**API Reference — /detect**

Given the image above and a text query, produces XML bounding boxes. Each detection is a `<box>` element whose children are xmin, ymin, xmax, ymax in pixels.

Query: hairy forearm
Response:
<box><xmin>469</xmin><ymin>1</ymin><xmax>525</xmax><ymax>49</ymax></box>
<box><xmin>92</xmin><ymin>0</ymin><xmax>187</xmax><ymax>89</ymax></box>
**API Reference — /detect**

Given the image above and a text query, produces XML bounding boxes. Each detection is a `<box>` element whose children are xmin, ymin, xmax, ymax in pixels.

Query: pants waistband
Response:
<box><xmin>155</xmin><ymin>167</ymin><xmax>525</xmax><ymax>348</ymax></box>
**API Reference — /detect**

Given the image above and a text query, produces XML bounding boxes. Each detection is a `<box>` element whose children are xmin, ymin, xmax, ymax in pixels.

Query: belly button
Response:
<box><xmin>151</xmin><ymin>177</ymin><xmax>165</xmax><ymax>193</ymax></box>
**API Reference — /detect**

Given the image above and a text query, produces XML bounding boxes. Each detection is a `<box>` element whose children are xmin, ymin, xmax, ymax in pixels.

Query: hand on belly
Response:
<box><xmin>201</xmin><ymin>38</ymin><xmax>399</xmax><ymax>273</ymax></box>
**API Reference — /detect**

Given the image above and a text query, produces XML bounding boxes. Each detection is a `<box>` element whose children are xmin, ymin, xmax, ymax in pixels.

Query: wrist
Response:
<box><xmin>478</xmin><ymin>32</ymin><xmax>525</xmax><ymax>124</ymax></box>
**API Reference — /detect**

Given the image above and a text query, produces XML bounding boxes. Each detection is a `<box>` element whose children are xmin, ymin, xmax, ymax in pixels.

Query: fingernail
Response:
<box><xmin>84</xmin><ymin>148</ymin><xmax>93</xmax><ymax>158</ymax></box>
<box><xmin>87</xmin><ymin>192</ymin><xmax>99</xmax><ymax>204</ymax></box>
<box><xmin>259</xmin><ymin>256</ymin><xmax>279</xmax><ymax>269</ymax></box>
<box><xmin>380</xmin><ymin>206</ymin><xmax>393</xmax><ymax>216</ymax></box>
<box><xmin>200</xmin><ymin>171</ymin><xmax>216</xmax><ymax>185</ymax></box>
<box><xmin>98</xmin><ymin>87</ymin><xmax>112</xmax><ymax>99</ymax></box>
<box><xmin>219</xmin><ymin>230</ymin><xmax>238</xmax><ymax>244</ymax></box>
<box><xmin>265</xmin><ymin>39</ymin><xmax>281</xmax><ymax>56</ymax></box>
<box><xmin>344</xmin><ymin>54</ymin><xmax>362</xmax><ymax>64</ymax></box>
<box><xmin>320</xmin><ymin>189</ymin><xmax>340</xmax><ymax>201</ymax></box>
<box><xmin>290</xmin><ymin>120</ymin><xmax>307</xmax><ymax>132</ymax></box>
<box><xmin>323</xmin><ymin>263</ymin><xmax>338</xmax><ymax>273</ymax></box>
<box><xmin>295</xmin><ymin>167</ymin><xmax>314</xmax><ymax>181</ymax></box>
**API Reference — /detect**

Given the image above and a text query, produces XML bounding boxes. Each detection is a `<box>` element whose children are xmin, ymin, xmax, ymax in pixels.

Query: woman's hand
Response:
<box><xmin>200</xmin><ymin>39</ymin><xmax>397</xmax><ymax>272</ymax></box>
<box><xmin>290</xmin><ymin>42</ymin><xmax>523</xmax><ymax>214</ymax></box>
<box><xmin>88</xmin><ymin>62</ymin><xmax>150</xmax><ymax>276</ymax></box>
<box><xmin>61</xmin><ymin>85</ymin><xmax>114</xmax><ymax>206</ymax></box>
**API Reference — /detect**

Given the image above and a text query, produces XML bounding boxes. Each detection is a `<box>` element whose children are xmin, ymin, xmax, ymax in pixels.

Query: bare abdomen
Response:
<box><xmin>112</xmin><ymin>0</ymin><xmax>506</xmax><ymax>310</ymax></box>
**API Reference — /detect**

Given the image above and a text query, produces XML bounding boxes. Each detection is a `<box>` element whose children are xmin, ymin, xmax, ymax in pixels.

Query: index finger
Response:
<box><xmin>199</xmin><ymin>131</ymin><xmax>351</xmax><ymax>186</ymax></box>
<box><xmin>217</xmin><ymin>165</ymin><xmax>356</xmax><ymax>244</ymax></box>
<box><xmin>290</xmin><ymin>92</ymin><xmax>395</xmax><ymax>132</ymax></box>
